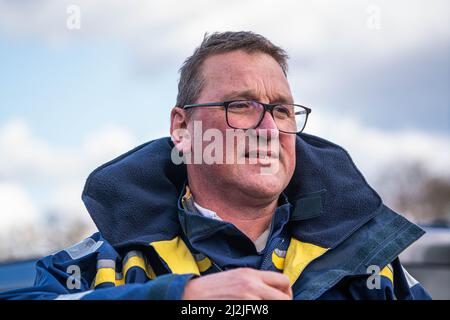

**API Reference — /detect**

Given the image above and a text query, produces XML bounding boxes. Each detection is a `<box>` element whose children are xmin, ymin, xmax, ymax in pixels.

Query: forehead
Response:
<box><xmin>199</xmin><ymin>50</ymin><xmax>292</xmax><ymax>102</ymax></box>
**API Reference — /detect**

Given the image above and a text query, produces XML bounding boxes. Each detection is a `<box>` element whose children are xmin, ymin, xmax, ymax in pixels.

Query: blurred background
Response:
<box><xmin>0</xmin><ymin>0</ymin><xmax>449</xmax><ymax>298</ymax></box>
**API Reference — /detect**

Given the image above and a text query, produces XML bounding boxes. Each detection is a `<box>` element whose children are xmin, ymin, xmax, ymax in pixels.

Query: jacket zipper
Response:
<box><xmin>260</xmin><ymin>238</ymin><xmax>284</xmax><ymax>270</ymax></box>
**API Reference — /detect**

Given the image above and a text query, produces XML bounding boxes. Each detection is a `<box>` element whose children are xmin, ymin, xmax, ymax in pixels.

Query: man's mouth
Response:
<box><xmin>244</xmin><ymin>150</ymin><xmax>279</xmax><ymax>164</ymax></box>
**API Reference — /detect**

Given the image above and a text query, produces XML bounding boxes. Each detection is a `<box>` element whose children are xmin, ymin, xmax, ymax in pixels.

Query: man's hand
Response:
<box><xmin>182</xmin><ymin>268</ymin><xmax>293</xmax><ymax>300</ymax></box>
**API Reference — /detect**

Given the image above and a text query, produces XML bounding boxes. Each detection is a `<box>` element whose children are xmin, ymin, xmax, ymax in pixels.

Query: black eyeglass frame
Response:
<box><xmin>182</xmin><ymin>100</ymin><xmax>312</xmax><ymax>134</ymax></box>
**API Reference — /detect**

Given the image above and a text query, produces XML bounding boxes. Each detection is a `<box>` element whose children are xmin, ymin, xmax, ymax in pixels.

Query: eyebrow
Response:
<box><xmin>221</xmin><ymin>90</ymin><xmax>293</xmax><ymax>104</ymax></box>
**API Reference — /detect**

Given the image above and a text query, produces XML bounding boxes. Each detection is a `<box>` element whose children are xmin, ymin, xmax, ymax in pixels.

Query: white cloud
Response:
<box><xmin>0</xmin><ymin>181</ymin><xmax>39</xmax><ymax>233</ymax></box>
<box><xmin>0</xmin><ymin>119</ymin><xmax>80</xmax><ymax>182</ymax></box>
<box><xmin>308</xmin><ymin>111</ymin><xmax>450</xmax><ymax>183</ymax></box>
<box><xmin>0</xmin><ymin>0</ymin><xmax>447</xmax><ymax>63</ymax></box>
<box><xmin>0</xmin><ymin>119</ymin><xmax>137</xmax><ymax>184</ymax></box>
<box><xmin>0</xmin><ymin>119</ymin><xmax>138</xmax><ymax>237</ymax></box>
<box><xmin>82</xmin><ymin>125</ymin><xmax>138</xmax><ymax>162</ymax></box>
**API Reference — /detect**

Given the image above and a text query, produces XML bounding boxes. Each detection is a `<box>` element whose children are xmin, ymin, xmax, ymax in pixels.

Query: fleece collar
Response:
<box><xmin>81</xmin><ymin>133</ymin><xmax>412</xmax><ymax>251</ymax></box>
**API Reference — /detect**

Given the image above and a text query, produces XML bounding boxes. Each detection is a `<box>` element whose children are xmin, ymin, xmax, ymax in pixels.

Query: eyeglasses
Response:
<box><xmin>182</xmin><ymin>100</ymin><xmax>312</xmax><ymax>134</ymax></box>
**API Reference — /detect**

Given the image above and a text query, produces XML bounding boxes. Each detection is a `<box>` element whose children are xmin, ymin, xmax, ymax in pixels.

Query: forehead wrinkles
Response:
<box><xmin>201</xmin><ymin>55</ymin><xmax>291</xmax><ymax>102</ymax></box>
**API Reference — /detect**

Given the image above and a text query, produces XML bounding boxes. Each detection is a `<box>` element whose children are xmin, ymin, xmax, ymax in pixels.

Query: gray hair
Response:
<box><xmin>175</xmin><ymin>31</ymin><xmax>289</xmax><ymax>108</ymax></box>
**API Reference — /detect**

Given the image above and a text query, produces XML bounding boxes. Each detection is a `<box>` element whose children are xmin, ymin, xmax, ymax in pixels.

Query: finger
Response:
<box><xmin>255</xmin><ymin>282</ymin><xmax>292</xmax><ymax>300</ymax></box>
<box><xmin>256</xmin><ymin>271</ymin><xmax>292</xmax><ymax>294</ymax></box>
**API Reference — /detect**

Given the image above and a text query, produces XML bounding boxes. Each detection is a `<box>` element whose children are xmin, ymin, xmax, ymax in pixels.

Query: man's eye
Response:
<box><xmin>228</xmin><ymin>101</ymin><xmax>252</xmax><ymax>110</ymax></box>
<box><xmin>274</xmin><ymin>105</ymin><xmax>293</xmax><ymax>118</ymax></box>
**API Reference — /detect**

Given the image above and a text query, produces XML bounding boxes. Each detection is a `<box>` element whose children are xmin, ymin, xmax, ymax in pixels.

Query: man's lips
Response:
<box><xmin>244</xmin><ymin>150</ymin><xmax>279</xmax><ymax>159</ymax></box>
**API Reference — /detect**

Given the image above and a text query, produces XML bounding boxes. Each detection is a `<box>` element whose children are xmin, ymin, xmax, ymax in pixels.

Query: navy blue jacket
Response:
<box><xmin>0</xmin><ymin>133</ymin><xmax>432</xmax><ymax>299</ymax></box>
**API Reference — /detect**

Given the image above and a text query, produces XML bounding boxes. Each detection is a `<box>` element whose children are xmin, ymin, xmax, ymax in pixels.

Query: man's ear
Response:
<box><xmin>170</xmin><ymin>107</ymin><xmax>192</xmax><ymax>154</ymax></box>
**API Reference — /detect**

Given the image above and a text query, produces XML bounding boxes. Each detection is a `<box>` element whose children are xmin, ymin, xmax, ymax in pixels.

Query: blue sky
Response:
<box><xmin>0</xmin><ymin>39</ymin><xmax>176</xmax><ymax>146</ymax></box>
<box><xmin>0</xmin><ymin>0</ymin><xmax>448</xmax><ymax>259</ymax></box>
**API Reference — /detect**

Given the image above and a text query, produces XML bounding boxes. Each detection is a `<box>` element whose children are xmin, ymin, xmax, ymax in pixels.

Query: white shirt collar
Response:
<box><xmin>193</xmin><ymin>201</ymin><xmax>223</xmax><ymax>221</ymax></box>
<box><xmin>193</xmin><ymin>200</ymin><xmax>271</xmax><ymax>253</ymax></box>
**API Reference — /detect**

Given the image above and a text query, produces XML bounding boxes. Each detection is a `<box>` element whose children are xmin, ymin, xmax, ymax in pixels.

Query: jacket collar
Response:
<box><xmin>81</xmin><ymin>133</ymin><xmax>421</xmax><ymax>254</ymax></box>
<box><xmin>177</xmin><ymin>186</ymin><xmax>292</xmax><ymax>268</ymax></box>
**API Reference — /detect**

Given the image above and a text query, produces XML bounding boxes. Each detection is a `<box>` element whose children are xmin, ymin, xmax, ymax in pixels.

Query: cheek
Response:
<box><xmin>186</xmin><ymin>111</ymin><xmax>231</xmax><ymax>161</ymax></box>
<box><xmin>193</xmin><ymin>111</ymin><xmax>229</xmax><ymax>136</ymax></box>
<box><xmin>281</xmin><ymin>137</ymin><xmax>296</xmax><ymax>172</ymax></box>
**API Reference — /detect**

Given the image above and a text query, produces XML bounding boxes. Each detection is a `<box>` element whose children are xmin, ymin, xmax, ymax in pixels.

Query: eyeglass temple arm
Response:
<box><xmin>182</xmin><ymin>102</ymin><xmax>225</xmax><ymax>109</ymax></box>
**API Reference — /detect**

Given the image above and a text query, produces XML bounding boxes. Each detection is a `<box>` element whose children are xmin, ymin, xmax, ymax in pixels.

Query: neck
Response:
<box><xmin>187</xmin><ymin>178</ymin><xmax>279</xmax><ymax>241</ymax></box>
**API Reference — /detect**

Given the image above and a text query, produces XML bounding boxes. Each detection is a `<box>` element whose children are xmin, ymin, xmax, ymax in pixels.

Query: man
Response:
<box><xmin>1</xmin><ymin>31</ymin><xmax>431</xmax><ymax>300</ymax></box>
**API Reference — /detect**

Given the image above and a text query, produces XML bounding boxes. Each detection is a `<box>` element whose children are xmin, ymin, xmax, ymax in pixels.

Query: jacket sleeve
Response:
<box><xmin>0</xmin><ymin>235</ymin><xmax>196</xmax><ymax>300</ymax></box>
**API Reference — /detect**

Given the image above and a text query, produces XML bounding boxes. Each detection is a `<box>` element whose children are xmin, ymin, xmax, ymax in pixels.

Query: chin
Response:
<box><xmin>238</xmin><ymin>172</ymin><xmax>286</xmax><ymax>199</ymax></box>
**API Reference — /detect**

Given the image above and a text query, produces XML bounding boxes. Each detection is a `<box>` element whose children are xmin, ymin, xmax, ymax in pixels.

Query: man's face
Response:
<box><xmin>185</xmin><ymin>50</ymin><xmax>296</xmax><ymax>201</ymax></box>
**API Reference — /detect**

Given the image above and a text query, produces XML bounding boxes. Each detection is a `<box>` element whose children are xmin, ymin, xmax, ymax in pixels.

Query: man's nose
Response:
<box><xmin>254</xmin><ymin>110</ymin><xmax>279</xmax><ymax>139</ymax></box>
